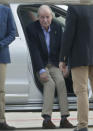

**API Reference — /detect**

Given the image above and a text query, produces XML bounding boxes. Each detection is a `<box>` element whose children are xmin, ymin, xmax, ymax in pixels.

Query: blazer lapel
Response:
<box><xmin>50</xmin><ymin>21</ymin><xmax>55</xmax><ymax>50</ymax></box>
<box><xmin>38</xmin><ymin>25</ymin><xmax>48</xmax><ymax>55</ymax></box>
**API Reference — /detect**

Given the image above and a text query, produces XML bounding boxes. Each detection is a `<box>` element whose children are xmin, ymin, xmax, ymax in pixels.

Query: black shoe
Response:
<box><xmin>42</xmin><ymin>120</ymin><xmax>56</xmax><ymax>129</ymax></box>
<box><xmin>74</xmin><ymin>127</ymin><xmax>88</xmax><ymax>131</ymax></box>
<box><xmin>0</xmin><ymin>122</ymin><xmax>16</xmax><ymax>130</ymax></box>
<box><xmin>60</xmin><ymin>119</ymin><xmax>74</xmax><ymax>128</ymax></box>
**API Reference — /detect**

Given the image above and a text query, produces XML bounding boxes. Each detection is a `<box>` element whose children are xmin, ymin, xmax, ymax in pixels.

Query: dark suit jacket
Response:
<box><xmin>0</xmin><ymin>5</ymin><xmax>16</xmax><ymax>63</ymax></box>
<box><xmin>26</xmin><ymin>19</ymin><xmax>63</xmax><ymax>72</ymax></box>
<box><xmin>60</xmin><ymin>5</ymin><xmax>93</xmax><ymax>68</ymax></box>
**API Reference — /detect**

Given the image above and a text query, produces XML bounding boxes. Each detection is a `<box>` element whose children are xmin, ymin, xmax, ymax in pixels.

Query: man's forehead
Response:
<box><xmin>40</xmin><ymin>10</ymin><xmax>51</xmax><ymax>15</ymax></box>
<box><xmin>39</xmin><ymin>6</ymin><xmax>52</xmax><ymax>15</ymax></box>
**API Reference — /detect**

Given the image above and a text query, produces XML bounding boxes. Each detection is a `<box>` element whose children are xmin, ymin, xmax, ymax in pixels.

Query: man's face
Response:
<box><xmin>38</xmin><ymin>9</ymin><xmax>52</xmax><ymax>30</ymax></box>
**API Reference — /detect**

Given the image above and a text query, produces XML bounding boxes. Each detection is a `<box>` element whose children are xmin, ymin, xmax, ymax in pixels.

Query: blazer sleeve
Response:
<box><xmin>26</xmin><ymin>24</ymin><xmax>45</xmax><ymax>72</ymax></box>
<box><xmin>60</xmin><ymin>6</ymin><xmax>77</xmax><ymax>63</ymax></box>
<box><xmin>0</xmin><ymin>7</ymin><xmax>16</xmax><ymax>47</ymax></box>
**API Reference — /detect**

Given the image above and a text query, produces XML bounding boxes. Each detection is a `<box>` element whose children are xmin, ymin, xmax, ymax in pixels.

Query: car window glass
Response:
<box><xmin>18</xmin><ymin>5</ymin><xmax>66</xmax><ymax>32</ymax></box>
<box><xmin>52</xmin><ymin>11</ymin><xmax>66</xmax><ymax>31</ymax></box>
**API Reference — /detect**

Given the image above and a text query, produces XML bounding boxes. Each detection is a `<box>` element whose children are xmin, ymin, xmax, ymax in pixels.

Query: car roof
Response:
<box><xmin>1</xmin><ymin>0</ymin><xmax>93</xmax><ymax>5</ymax></box>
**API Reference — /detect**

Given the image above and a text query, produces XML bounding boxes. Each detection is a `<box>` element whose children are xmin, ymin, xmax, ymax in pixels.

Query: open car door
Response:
<box><xmin>0</xmin><ymin>0</ymin><xmax>93</xmax><ymax>111</ymax></box>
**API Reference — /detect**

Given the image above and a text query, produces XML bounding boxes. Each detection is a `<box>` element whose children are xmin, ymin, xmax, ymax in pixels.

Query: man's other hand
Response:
<box><xmin>59</xmin><ymin>62</ymin><xmax>66</xmax><ymax>72</ymax></box>
<box><xmin>59</xmin><ymin>62</ymin><xmax>69</xmax><ymax>78</ymax></box>
<box><xmin>40</xmin><ymin>72</ymin><xmax>48</xmax><ymax>82</ymax></box>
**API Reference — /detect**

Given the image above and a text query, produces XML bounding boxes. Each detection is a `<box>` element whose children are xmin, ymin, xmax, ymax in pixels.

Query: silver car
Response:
<box><xmin>5</xmin><ymin>3</ymin><xmax>93</xmax><ymax>111</ymax></box>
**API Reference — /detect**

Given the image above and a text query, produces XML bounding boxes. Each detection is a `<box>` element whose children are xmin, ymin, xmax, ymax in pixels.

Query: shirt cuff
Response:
<box><xmin>39</xmin><ymin>69</ymin><xmax>46</xmax><ymax>74</ymax></box>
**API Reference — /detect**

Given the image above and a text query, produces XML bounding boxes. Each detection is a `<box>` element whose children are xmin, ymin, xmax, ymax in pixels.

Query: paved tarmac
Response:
<box><xmin>5</xmin><ymin>111</ymin><xmax>93</xmax><ymax>131</ymax></box>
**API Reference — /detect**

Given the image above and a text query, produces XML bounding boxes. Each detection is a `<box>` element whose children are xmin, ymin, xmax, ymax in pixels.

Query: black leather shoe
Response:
<box><xmin>0</xmin><ymin>122</ymin><xmax>16</xmax><ymax>130</ymax></box>
<box><xmin>60</xmin><ymin>119</ymin><xmax>74</xmax><ymax>128</ymax></box>
<box><xmin>74</xmin><ymin>127</ymin><xmax>88</xmax><ymax>131</ymax></box>
<box><xmin>42</xmin><ymin>120</ymin><xmax>56</xmax><ymax>129</ymax></box>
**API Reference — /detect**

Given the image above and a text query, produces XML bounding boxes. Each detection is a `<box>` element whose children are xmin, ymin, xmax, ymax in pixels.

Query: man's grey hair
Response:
<box><xmin>38</xmin><ymin>5</ymin><xmax>53</xmax><ymax>17</ymax></box>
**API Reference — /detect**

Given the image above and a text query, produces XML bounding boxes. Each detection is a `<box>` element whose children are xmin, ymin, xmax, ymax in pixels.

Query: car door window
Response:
<box><xmin>18</xmin><ymin>5</ymin><xmax>66</xmax><ymax>31</ymax></box>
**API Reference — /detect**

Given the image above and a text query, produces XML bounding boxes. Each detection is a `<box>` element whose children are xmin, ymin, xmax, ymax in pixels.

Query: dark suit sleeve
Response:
<box><xmin>60</xmin><ymin>6</ymin><xmax>77</xmax><ymax>63</ymax></box>
<box><xmin>26</xmin><ymin>24</ymin><xmax>45</xmax><ymax>72</ymax></box>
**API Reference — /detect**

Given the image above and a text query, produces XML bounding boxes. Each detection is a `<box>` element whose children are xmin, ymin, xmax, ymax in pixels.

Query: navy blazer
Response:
<box><xmin>60</xmin><ymin>5</ymin><xmax>93</xmax><ymax>68</ymax></box>
<box><xmin>0</xmin><ymin>5</ymin><xmax>16</xmax><ymax>63</ymax></box>
<box><xmin>26</xmin><ymin>20</ymin><xmax>63</xmax><ymax>72</ymax></box>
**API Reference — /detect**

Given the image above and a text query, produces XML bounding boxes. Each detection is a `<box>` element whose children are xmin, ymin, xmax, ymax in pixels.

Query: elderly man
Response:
<box><xmin>26</xmin><ymin>5</ymin><xmax>73</xmax><ymax>129</ymax></box>
<box><xmin>0</xmin><ymin>4</ymin><xmax>16</xmax><ymax>130</ymax></box>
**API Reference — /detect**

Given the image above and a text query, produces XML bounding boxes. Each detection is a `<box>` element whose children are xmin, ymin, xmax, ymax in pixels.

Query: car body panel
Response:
<box><xmin>1</xmin><ymin>0</ymin><xmax>92</xmax><ymax>5</ymax></box>
<box><xmin>0</xmin><ymin>2</ymin><xmax>92</xmax><ymax>111</ymax></box>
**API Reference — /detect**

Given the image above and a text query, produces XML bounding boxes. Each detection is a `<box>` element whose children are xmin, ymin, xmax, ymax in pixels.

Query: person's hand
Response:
<box><xmin>40</xmin><ymin>72</ymin><xmax>48</xmax><ymax>82</ymax></box>
<box><xmin>59</xmin><ymin>62</ymin><xmax>66</xmax><ymax>72</ymax></box>
<box><xmin>59</xmin><ymin>62</ymin><xmax>69</xmax><ymax>78</ymax></box>
<box><xmin>63</xmin><ymin>66</ymin><xmax>69</xmax><ymax>78</ymax></box>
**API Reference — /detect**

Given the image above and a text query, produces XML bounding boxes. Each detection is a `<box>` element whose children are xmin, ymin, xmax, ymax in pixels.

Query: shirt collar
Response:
<box><xmin>42</xmin><ymin>26</ymin><xmax>51</xmax><ymax>33</ymax></box>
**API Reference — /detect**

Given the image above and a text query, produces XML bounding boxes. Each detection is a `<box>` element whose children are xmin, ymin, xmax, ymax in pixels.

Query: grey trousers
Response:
<box><xmin>38</xmin><ymin>65</ymin><xmax>69</xmax><ymax>117</ymax></box>
<box><xmin>0</xmin><ymin>64</ymin><xmax>6</xmax><ymax>123</ymax></box>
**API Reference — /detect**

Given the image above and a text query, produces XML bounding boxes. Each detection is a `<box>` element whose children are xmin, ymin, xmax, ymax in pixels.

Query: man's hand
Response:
<box><xmin>59</xmin><ymin>62</ymin><xmax>66</xmax><ymax>72</ymax></box>
<box><xmin>59</xmin><ymin>62</ymin><xmax>69</xmax><ymax>78</ymax></box>
<box><xmin>40</xmin><ymin>72</ymin><xmax>48</xmax><ymax>82</ymax></box>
